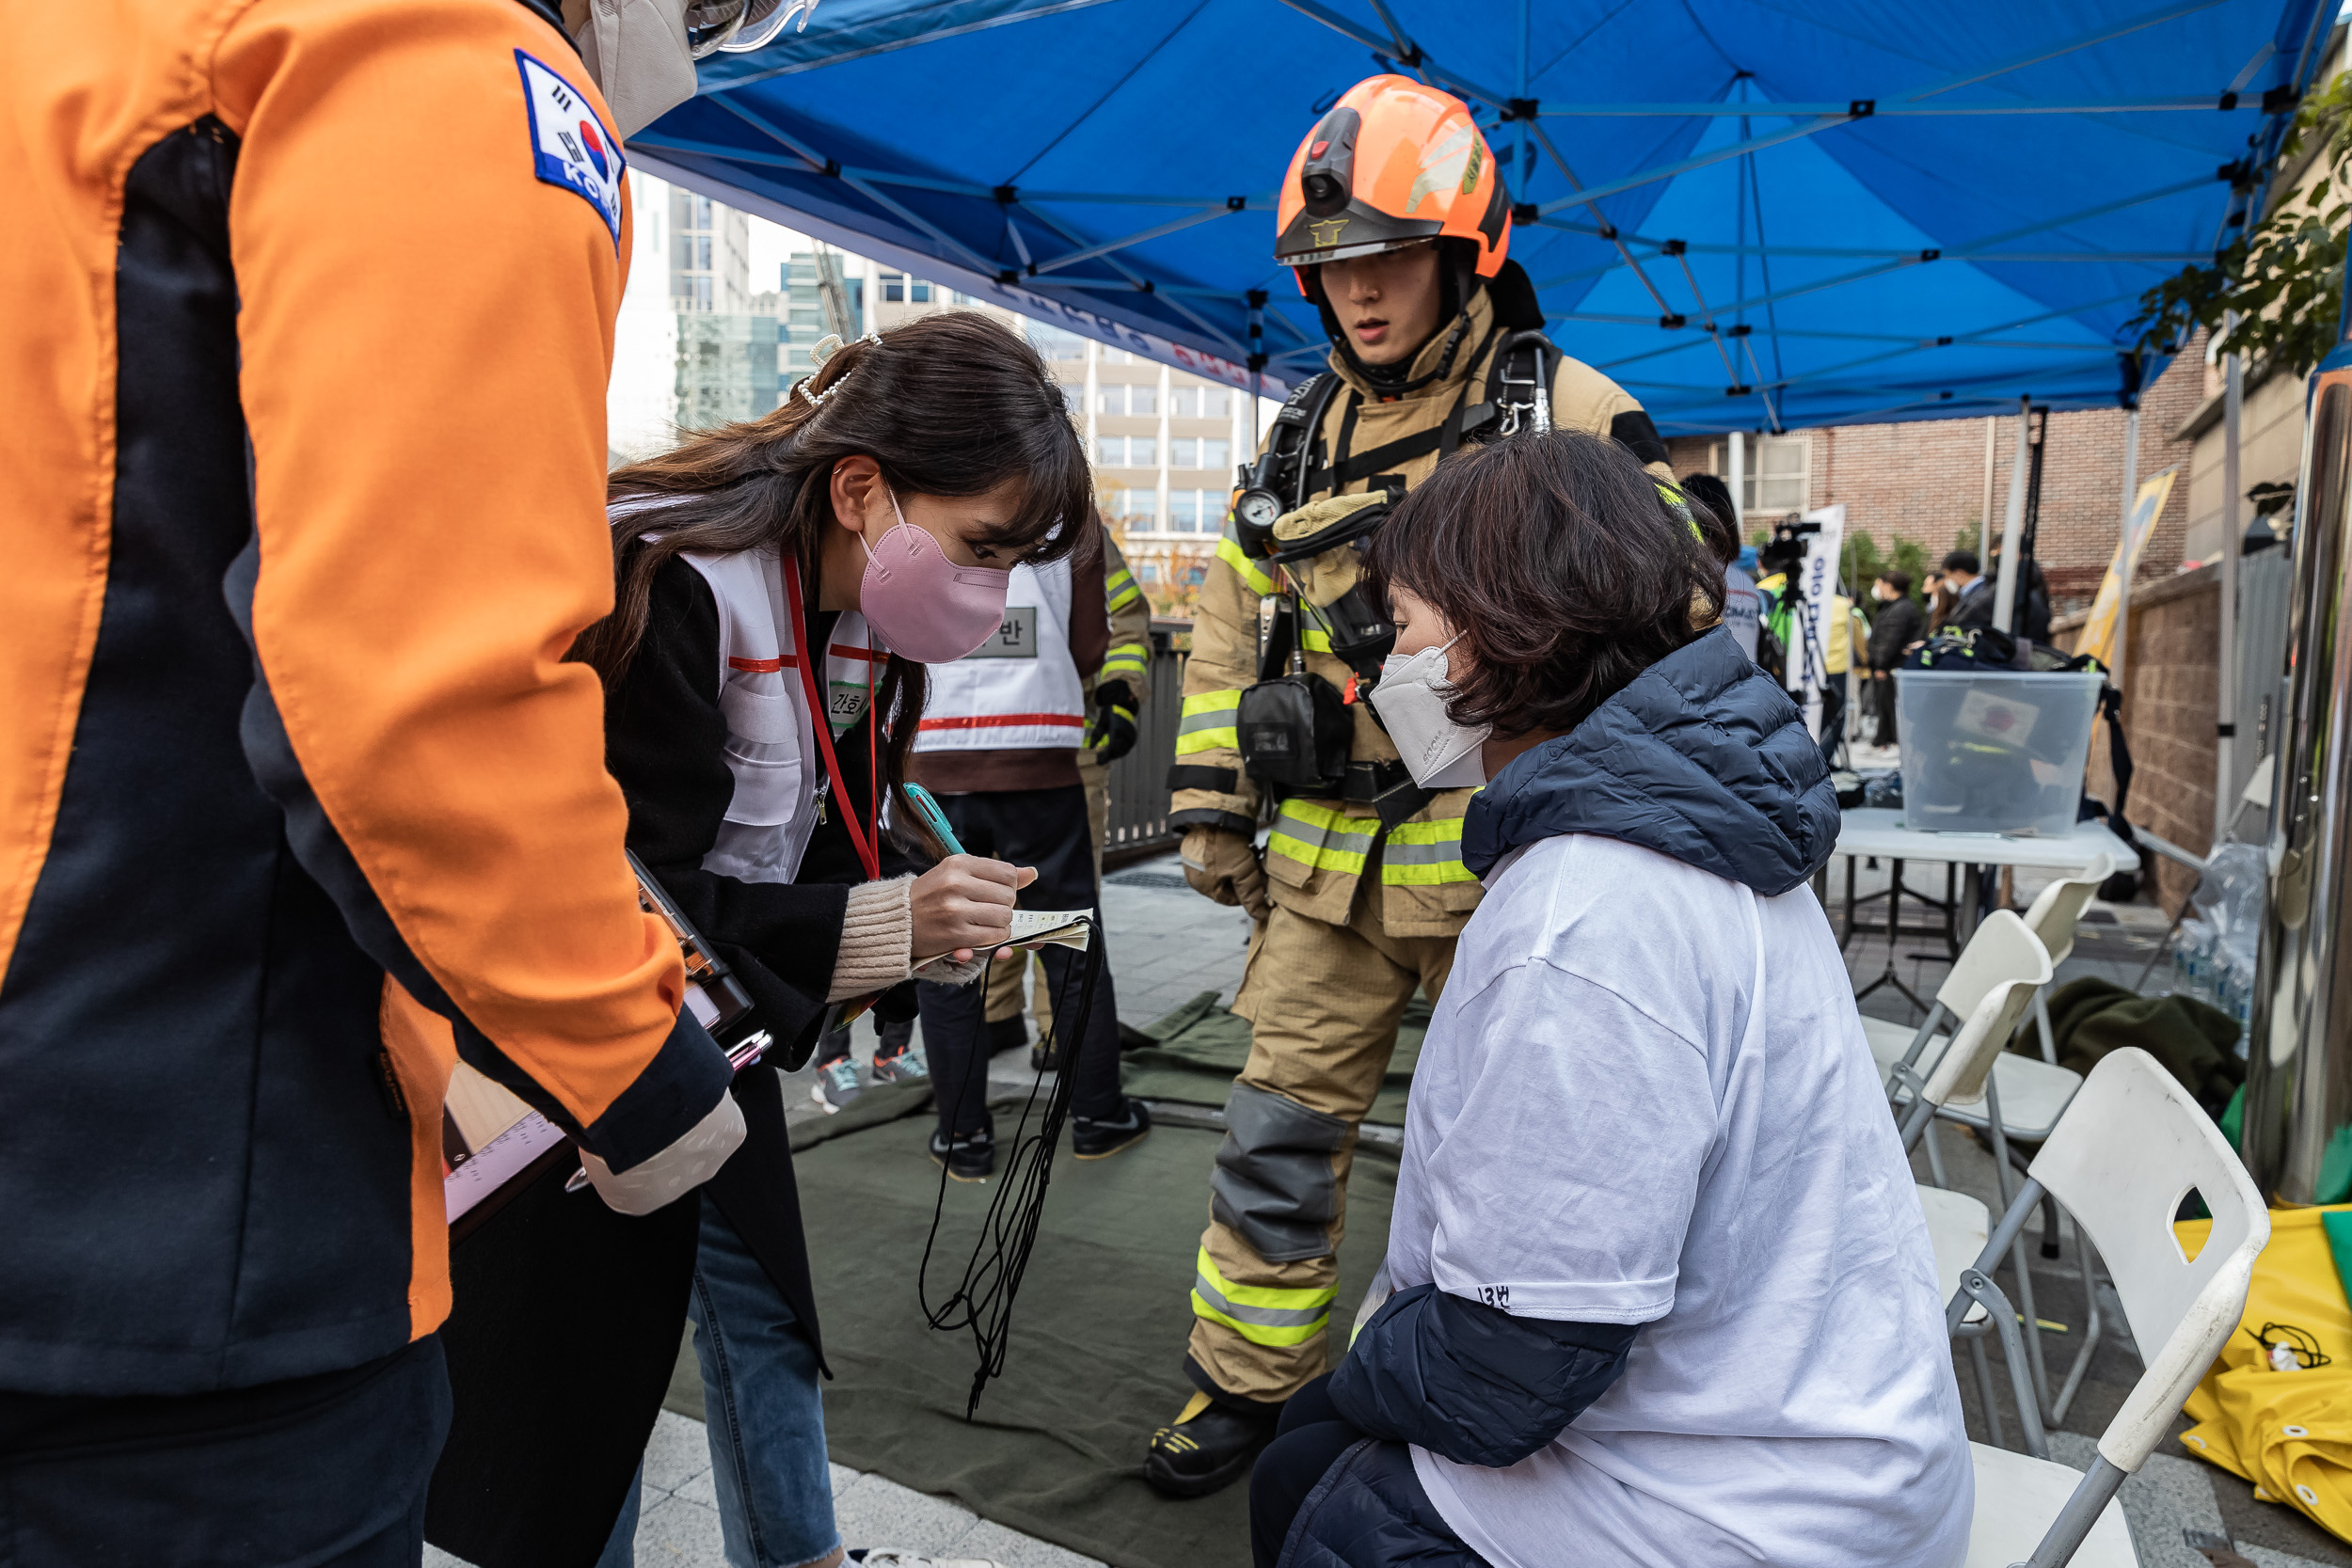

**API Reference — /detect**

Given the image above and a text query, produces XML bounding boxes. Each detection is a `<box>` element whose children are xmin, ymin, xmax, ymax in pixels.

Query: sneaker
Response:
<box><xmin>848</xmin><ymin>1552</ymin><xmax>1002</xmax><ymax>1568</ymax></box>
<box><xmin>1144</xmin><ymin>1388</ymin><xmax>1279</xmax><ymax>1498</ymax></box>
<box><xmin>987</xmin><ymin>1016</ymin><xmax>1028</xmax><ymax>1054</ymax></box>
<box><xmin>871</xmin><ymin>1043</ymin><xmax>930</xmax><ymax>1085</ymax></box>
<box><xmin>929</xmin><ymin>1127</ymin><xmax>994</xmax><ymax>1182</ymax></box>
<box><xmin>811</xmin><ymin>1058</ymin><xmax>862</xmax><ymax>1114</ymax></box>
<box><xmin>1072</xmin><ymin>1097</ymin><xmax>1151</xmax><ymax>1160</ymax></box>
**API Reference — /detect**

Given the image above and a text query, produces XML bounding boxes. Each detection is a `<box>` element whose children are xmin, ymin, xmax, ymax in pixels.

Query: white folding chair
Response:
<box><xmin>2018</xmin><ymin>854</ymin><xmax>2116</xmax><ymax>1063</ymax></box>
<box><xmin>1893</xmin><ymin>925</ymin><xmax>2055</xmax><ymax>1453</ymax></box>
<box><xmin>1956</xmin><ymin>1048</ymin><xmax>2267</xmax><ymax>1568</ymax></box>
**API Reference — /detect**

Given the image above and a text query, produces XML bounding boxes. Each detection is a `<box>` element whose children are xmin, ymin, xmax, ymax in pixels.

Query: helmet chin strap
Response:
<box><xmin>1308</xmin><ymin>246</ymin><xmax>1481</xmax><ymax>397</ymax></box>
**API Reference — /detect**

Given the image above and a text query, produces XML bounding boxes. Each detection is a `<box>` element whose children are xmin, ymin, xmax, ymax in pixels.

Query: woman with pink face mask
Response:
<box><xmin>518</xmin><ymin>313</ymin><xmax>1093</xmax><ymax>1568</ymax></box>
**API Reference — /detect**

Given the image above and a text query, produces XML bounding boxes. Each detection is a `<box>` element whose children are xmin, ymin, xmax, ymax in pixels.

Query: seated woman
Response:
<box><xmin>1250</xmin><ymin>432</ymin><xmax>1970</xmax><ymax>1568</ymax></box>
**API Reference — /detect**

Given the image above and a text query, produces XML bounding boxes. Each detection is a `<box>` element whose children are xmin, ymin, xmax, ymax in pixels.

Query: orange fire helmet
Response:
<box><xmin>1273</xmin><ymin>74</ymin><xmax>1511</xmax><ymax>289</ymax></box>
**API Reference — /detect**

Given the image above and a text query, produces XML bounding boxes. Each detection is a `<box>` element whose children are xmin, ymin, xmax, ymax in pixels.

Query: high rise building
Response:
<box><xmin>605</xmin><ymin>185</ymin><xmax>1270</xmax><ymax>616</ymax></box>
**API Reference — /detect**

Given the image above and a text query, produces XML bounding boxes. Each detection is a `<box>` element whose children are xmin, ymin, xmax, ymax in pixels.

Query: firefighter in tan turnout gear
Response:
<box><xmin>1144</xmin><ymin>74</ymin><xmax>1678</xmax><ymax>1497</ymax></box>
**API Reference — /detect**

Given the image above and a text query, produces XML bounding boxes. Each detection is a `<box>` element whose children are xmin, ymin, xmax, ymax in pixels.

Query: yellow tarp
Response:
<box><xmin>2176</xmin><ymin>1205</ymin><xmax>2352</xmax><ymax>1542</ymax></box>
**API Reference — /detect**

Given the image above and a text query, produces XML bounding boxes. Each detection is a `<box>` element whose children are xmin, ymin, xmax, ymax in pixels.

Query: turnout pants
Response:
<box><xmin>1188</xmin><ymin>899</ymin><xmax>1454</xmax><ymax>1405</ymax></box>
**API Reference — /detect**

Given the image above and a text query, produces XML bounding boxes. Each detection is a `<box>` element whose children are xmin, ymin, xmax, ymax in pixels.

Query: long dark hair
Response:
<box><xmin>577</xmin><ymin>311</ymin><xmax>1091</xmax><ymax>821</ymax></box>
<box><xmin>1364</xmin><ymin>430</ymin><xmax>1723</xmax><ymax>739</ymax></box>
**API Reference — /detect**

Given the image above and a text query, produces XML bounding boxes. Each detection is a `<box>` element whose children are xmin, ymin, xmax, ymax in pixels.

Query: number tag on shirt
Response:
<box><xmin>961</xmin><ymin>606</ymin><xmax>1038</xmax><ymax>658</ymax></box>
<box><xmin>515</xmin><ymin>50</ymin><xmax>624</xmax><ymax>246</ymax></box>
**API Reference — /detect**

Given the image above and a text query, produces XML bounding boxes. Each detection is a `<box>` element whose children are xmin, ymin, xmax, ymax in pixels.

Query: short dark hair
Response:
<box><xmin>1879</xmin><ymin>568</ymin><xmax>1913</xmax><ymax>594</ymax></box>
<box><xmin>1678</xmin><ymin>472</ymin><xmax>1740</xmax><ymax>566</ymax></box>
<box><xmin>1364</xmin><ymin>430</ymin><xmax>1722</xmax><ymax>739</ymax></box>
<box><xmin>1943</xmin><ymin>548</ymin><xmax>1980</xmax><ymax>575</ymax></box>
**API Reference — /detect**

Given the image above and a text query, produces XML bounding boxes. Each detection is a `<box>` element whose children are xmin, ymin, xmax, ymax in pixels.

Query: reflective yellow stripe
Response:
<box><xmin>1267</xmin><ymin>798</ymin><xmax>1375</xmax><ymax>876</ymax></box>
<box><xmin>1299</xmin><ymin>626</ymin><xmax>1333</xmax><ymax>654</ymax></box>
<box><xmin>1655</xmin><ymin>482</ymin><xmax>1702</xmax><ymax>541</ymax></box>
<box><xmin>1105</xmin><ymin>566</ymin><xmax>1142</xmax><ymax>612</ymax></box>
<box><xmin>1190</xmin><ymin>1293</ymin><xmax>1328</xmax><ymax>1346</ymax></box>
<box><xmin>1101</xmin><ymin>641</ymin><xmax>1149</xmax><ymax>680</ymax></box>
<box><xmin>1177</xmin><ymin>689</ymin><xmax>1240</xmax><ymax>755</ymax></box>
<box><xmin>1216</xmin><ymin>533</ymin><xmax>1274</xmax><ymax>596</ymax></box>
<box><xmin>1190</xmin><ymin>1248</ymin><xmax>1333</xmax><ymax>1346</ymax></box>
<box><xmin>1379</xmin><ymin>813</ymin><xmax>1474</xmax><ymax>884</ymax></box>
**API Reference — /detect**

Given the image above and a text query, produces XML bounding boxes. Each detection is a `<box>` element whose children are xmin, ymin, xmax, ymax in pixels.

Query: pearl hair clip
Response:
<box><xmin>797</xmin><ymin>328</ymin><xmax>883</xmax><ymax>406</ymax></box>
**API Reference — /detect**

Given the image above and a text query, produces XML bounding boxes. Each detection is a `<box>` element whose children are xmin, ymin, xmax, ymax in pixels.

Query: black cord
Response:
<box><xmin>917</xmin><ymin>918</ymin><xmax>1107</xmax><ymax>1418</ymax></box>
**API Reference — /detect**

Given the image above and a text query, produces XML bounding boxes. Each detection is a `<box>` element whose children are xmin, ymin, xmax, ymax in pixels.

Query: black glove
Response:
<box><xmin>1088</xmin><ymin>680</ymin><xmax>1139</xmax><ymax>762</ymax></box>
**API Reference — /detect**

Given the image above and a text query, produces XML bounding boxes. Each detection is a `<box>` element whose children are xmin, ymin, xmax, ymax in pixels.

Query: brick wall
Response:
<box><xmin>2054</xmin><ymin>567</ymin><xmax>2219</xmax><ymax>908</ymax></box>
<box><xmin>1664</xmin><ymin>333</ymin><xmax>2210</xmax><ymax>614</ymax></box>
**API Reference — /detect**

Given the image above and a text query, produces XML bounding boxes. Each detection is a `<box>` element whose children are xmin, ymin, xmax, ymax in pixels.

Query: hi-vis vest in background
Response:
<box><xmin>915</xmin><ymin>559</ymin><xmax>1085</xmax><ymax>753</ymax></box>
<box><xmin>677</xmin><ymin>546</ymin><xmax>880</xmax><ymax>886</ymax></box>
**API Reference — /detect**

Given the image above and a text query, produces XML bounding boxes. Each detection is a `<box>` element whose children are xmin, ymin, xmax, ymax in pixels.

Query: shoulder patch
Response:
<box><xmin>515</xmin><ymin>49</ymin><xmax>624</xmax><ymax>246</ymax></box>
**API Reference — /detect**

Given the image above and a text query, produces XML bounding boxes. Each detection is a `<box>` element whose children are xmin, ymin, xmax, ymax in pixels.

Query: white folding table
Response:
<box><xmin>1827</xmin><ymin>807</ymin><xmax>2141</xmax><ymax>1013</ymax></box>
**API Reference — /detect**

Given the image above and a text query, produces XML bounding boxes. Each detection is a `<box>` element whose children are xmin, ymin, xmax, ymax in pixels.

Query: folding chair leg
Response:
<box><xmin>1960</xmin><ymin>1268</ymin><xmax>2048</xmax><ymax>1460</ymax></box>
<box><xmin>2026</xmin><ymin>1455</ymin><xmax>2128</xmax><ymax>1568</ymax></box>
<box><xmin>2035</xmin><ymin>990</ymin><xmax>2058</xmax><ymax>1065</ymax></box>
<box><xmin>1964</xmin><ymin>1329</ymin><xmax>2007</xmax><ymax>1451</ymax></box>
<box><xmin>1983</xmin><ymin>1075</ymin><xmax>2054</xmax><ymax>1419</ymax></box>
<box><xmin>1921</xmin><ymin>1117</ymin><xmax>1951</xmax><ymax>1188</ymax></box>
<box><xmin>2047</xmin><ymin>1232</ymin><xmax>2105</xmax><ymax>1430</ymax></box>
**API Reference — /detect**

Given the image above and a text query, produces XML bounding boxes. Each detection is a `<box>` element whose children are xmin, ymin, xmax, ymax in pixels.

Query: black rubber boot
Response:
<box><xmin>1145</xmin><ymin>1387</ymin><xmax>1280</xmax><ymax>1498</ymax></box>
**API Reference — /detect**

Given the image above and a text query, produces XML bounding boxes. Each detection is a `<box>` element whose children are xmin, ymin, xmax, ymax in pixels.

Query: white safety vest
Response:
<box><xmin>914</xmin><ymin>558</ymin><xmax>1086</xmax><ymax>753</ymax></box>
<box><xmin>676</xmin><ymin>546</ymin><xmax>882</xmax><ymax>886</ymax></box>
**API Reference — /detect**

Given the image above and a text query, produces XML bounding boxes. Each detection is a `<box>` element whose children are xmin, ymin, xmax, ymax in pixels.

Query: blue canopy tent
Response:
<box><xmin>635</xmin><ymin>0</ymin><xmax>2335</xmax><ymax>435</ymax></box>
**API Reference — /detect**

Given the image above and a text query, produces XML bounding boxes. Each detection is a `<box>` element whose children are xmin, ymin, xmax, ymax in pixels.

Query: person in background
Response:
<box><xmin>1250</xmin><ymin>429</ymin><xmax>1970</xmax><ymax>1568</ymax></box>
<box><xmin>910</xmin><ymin>512</ymin><xmax>1153</xmax><ymax>1182</ymax></box>
<box><xmin>973</xmin><ymin>531</ymin><xmax>1153</xmax><ymax>1075</ymax></box>
<box><xmin>1866</xmin><ymin>570</ymin><xmax>1925</xmax><ymax>747</ymax></box>
<box><xmin>1681</xmin><ymin>472</ymin><xmax>1759</xmax><ymax>661</ymax></box>
<box><xmin>2</xmin><ymin>2</ymin><xmax>746</xmax><ymax>1559</ymax></box>
<box><xmin>1987</xmin><ymin>545</ymin><xmax>2052</xmax><ymax>644</ymax></box>
<box><xmin>578</xmin><ymin>315</ymin><xmax>1093</xmax><ymax>1568</ymax></box>
<box><xmin>1942</xmin><ymin>548</ymin><xmax>1993</xmax><ymax>630</ymax></box>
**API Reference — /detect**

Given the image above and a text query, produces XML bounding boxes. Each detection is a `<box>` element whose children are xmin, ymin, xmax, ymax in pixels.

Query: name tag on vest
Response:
<box><xmin>962</xmin><ymin>606</ymin><xmax>1038</xmax><ymax>658</ymax></box>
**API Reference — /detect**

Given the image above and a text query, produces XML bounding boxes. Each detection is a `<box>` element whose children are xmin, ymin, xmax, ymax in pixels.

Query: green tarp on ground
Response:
<box><xmin>1119</xmin><ymin>990</ymin><xmax>1429</xmax><ymax>1127</ymax></box>
<box><xmin>763</xmin><ymin>1085</ymin><xmax>1394</xmax><ymax>1568</ymax></box>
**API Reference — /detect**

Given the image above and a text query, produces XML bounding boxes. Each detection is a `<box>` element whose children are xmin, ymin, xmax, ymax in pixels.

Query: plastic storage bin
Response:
<box><xmin>1895</xmin><ymin>670</ymin><xmax>2103</xmax><ymax>836</ymax></box>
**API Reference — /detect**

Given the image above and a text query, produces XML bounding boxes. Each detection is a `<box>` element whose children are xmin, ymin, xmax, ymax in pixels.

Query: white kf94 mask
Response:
<box><xmin>1366</xmin><ymin>637</ymin><xmax>1490</xmax><ymax>789</ymax></box>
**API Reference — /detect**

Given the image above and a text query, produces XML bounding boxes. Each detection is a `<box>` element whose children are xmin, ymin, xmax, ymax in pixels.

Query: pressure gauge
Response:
<box><xmin>1233</xmin><ymin>486</ymin><xmax>1285</xmax><ymax>559</ymax></box>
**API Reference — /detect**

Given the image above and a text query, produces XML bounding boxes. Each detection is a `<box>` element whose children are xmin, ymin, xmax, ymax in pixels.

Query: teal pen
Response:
<box><xmin>902</xmin><ymin>783</ymin><xmax>967</xmax><ymax>857</ymax></box>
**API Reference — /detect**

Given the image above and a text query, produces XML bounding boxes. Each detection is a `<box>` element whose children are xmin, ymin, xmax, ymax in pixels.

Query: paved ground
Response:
<box><xmin>438</xmin><ymin>831</ymin><xmax>2344</xmax><ymax>1568</ymax></box>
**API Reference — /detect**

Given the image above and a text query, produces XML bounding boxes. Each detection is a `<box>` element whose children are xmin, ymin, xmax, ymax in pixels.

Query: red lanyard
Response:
<box><xmin>781</xmin><ymin>555</ymin><xmax>880</xmax><ymax>881</ymax></box>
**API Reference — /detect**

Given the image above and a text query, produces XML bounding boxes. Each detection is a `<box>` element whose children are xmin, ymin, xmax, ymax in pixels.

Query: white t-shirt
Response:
<box><xmin>1722</xmin><ymin>564</ymin><xmax>1762</xmax><ymax>659</ymax></box>
<box><xmin>1385</xmin><ymin>833</ymin><xmax>1971</xmax><ymax>1568</ymax></box>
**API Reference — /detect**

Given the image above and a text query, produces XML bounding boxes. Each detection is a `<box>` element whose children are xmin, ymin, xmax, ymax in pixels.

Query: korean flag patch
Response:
<box><xmin>516</xmin><ymin>49</ymin><xmax>624</xmax><ymax>246</ymax></box>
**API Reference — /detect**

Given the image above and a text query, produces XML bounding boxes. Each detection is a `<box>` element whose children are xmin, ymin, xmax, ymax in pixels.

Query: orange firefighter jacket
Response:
<box><xmin>0</xmin><ymin>0</ymin><xmax>729</xmax><ymax>1396</ymax></box>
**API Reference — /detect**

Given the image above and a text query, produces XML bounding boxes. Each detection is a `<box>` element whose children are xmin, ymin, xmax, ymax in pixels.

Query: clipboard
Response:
<box><xmin>442</xmin><ymin>855</ymin><xmax>768</xmax><ymax>1235</ymax></box>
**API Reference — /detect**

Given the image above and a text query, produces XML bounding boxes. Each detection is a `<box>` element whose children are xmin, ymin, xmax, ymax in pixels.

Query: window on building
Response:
<box><xmin>1113</xmin><ymin>487</ymin><xmax>1157</xmax><ymax>525</ymax></box>
<box><xmin>1097</xmin><ymin>385</ymin><xmax>1125</xmax><ymax>416</ymax></box>
<box><xmin>674</xmin><ymin>275</ymin><xmax>713</xmax><ymax>308</ymax></box>
<box><xmin>1182</xmin><ymin>563</ymin><xmax>1207</xmax><ymax>586</ymax></box>
<box><xmin>1202</xmin><ymin>388</ymin><xmax>1232</xmax><ymax>419</ymax></box>
<box><xmin>1137</xmin><ymin>562</ymin><xmax>1161</xmax><ymax>584</ymax></box>
<box><xmin>1059</xmin><ymin>383</ymin><xmax>1084</xmax><ymax>414</ymax></box>
<box><xmin>1170</xmin><ymin>437</ymin><xmax>1196</xmax><ymax>468</ymax></box>
<box><xmin>1128</xmin><ymin>436</ymin><xmax>1155</xmax><ymax>467</ymax></box>
<box><xmin>1202</xmin><ymin>437</ymin><xmax>1230</xmax><ymax>471</ymax></box>
<box><xmin>882</xmin><ymin>273</ymin><xmax>934</xmax><ymax>304</ymax></box>
<box><xmin>1169</xmin><ymin>386</ymin><xmax>1233</xmax><ymax>420</ymax></box>
<box><xmin>1104</xmin><ymin>348</ymin><xmax>1135</xmax><ymax>365</ymax></box>
<box><xmin>1095</xmin><ymin>436</ymin><xmax>1125</xmax><ymax>467</ymax></box>
<box><xmin>1738</xmin><ymin>434</ymin><xmax>1809</xmax><ymax>516</ymax></box>
<box><xmin>1168</xmin><ymin>491</ymin><xmax>1199</xmax><ymax>531</ymax></box>
<box><xmin>1129</xmin><ymin>385</ymin><xmax>1158</xmax><ymax>416</ymax></box>
<box><xmin>1025</xmin><ymin>323</ymin><xmax>1089</xmax><ymax>361</ymax></box>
